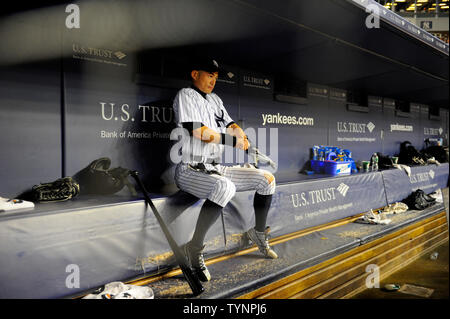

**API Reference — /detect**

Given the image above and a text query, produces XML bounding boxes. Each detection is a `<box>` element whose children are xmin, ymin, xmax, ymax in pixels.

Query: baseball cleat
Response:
<box><xmin>183</xmin><ymin>241</ymin><xmax>211</xmax><ymax>282</ymax></box>
<box><xmin>246</xmin><ymin>227</ymin><xmax>278</xmax><ymax>259</ymax></box>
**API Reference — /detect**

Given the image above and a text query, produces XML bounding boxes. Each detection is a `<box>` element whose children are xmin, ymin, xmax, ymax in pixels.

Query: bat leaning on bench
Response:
<box><xmin>130</xmin><ymin>170</ymin><xmax>204</xmax><ymax>296</ymax></box>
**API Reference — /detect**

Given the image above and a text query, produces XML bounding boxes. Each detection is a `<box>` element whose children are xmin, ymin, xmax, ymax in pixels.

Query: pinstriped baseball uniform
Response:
<box><xmin>173</xmin><ymin>87</ymin><xmax>276</xmax><ymax>208</ymax></box>
<box><xmin>174</xmin><ymin>87</ymin><xmax>232</xmax><ymax>162</ymax></box>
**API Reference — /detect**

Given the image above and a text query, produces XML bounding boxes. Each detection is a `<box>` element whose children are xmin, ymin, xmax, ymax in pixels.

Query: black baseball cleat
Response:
<box><xmin>183</xmin><ymin>241</ymin><xmax>211</xmax><ymax>282</ymax></box>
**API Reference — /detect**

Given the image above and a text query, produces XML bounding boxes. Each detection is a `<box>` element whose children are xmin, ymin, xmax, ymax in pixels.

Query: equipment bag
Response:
<box><xmin>73</xmin><ymin>157</ymin><xmax>137</xmax><ymax>196</ymax></box>
<box><xmin>398</xmin><ymin>141</ymin><xmax>428</xmax><ymax>166</ymax></box>
<box><xmin>376</xmin><ymin>152</ymin><xmax>394</xmax><ymax>170</ymax></box>
<box><xmin>422</xmin><ymin>139</ymin><xmax>448</xmax><ymax>163</ymax></box>
<box><xmin>401</xmin><ymin>189</ymin><xmax>435</xmax><ymax>210</ymax></box>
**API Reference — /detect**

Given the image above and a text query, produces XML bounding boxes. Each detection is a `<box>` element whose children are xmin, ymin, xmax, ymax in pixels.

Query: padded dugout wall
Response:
<box><xmin>328</xmin><ymin>89</ymin><xmax>384</xmax><ymax>161</ymax></box>
<box><xmin>60</xmin><ymin>53</ymin><xmax>448</xmax><ymax>191</ymax></box>
<box><xmin>0</xmin><ymin>62</ymin><xmax>63</xmax><ymax>199</ymax></box>
<box><xmin>0</xmin><ymin>163</ymin><xmax>447</xmax><ymax>298</ymax></box>
<box><xmin>0</xmin><ymin>56</ymin><xmax>448</xmax><ymax>197</ymax></box>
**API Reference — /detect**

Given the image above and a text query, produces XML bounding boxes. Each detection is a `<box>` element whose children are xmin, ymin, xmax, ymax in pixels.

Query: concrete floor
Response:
<box><xmin>352</xmin><ymin>188</ymin><xmax>449</xmax><ymax>299</ymax></box>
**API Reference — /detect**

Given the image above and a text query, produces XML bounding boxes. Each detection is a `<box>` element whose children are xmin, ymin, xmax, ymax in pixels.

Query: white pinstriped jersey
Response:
<box><xmin>173</xmin><ymin>87</ymin><xmax>234</xmax><ymax>163</ymax></box>
<box><xmin>172</xmin><ymin>87</ymin><xmax>276</xmax><ymax>207</ymax></box>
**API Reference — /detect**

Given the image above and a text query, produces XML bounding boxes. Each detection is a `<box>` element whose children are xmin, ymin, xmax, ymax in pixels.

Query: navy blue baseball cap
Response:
<box><xmin>191</xmin><ymin>57</ymin><xmax>221</xmax><ymax>73</ymax></box>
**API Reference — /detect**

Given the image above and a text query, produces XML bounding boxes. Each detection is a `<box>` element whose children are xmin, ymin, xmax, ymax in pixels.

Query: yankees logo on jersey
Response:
<box><xmin>215</xmin><ymin>110</ymin><xmax>226</xmax><ymax>127</ymax></box>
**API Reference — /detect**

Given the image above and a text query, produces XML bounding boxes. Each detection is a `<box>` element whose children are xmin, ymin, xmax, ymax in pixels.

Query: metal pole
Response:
<box><xmin>414</xmin><ymin>0</ymin><xmax>417</xmax><ymax>18</ymax></box>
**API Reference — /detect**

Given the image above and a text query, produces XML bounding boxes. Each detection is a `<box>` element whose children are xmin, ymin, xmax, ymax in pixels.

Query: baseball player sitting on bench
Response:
<box><xmin>173</xmin><ymin>57</ymin><xmax>277</xmax><ymax>282</ymax></box>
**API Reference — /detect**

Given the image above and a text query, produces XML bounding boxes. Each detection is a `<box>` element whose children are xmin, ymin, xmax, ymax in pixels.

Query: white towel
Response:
<box><xmin>0</xmin><ymin>197</ymin><xmax>34</xmax><ymax>213</ymax></box>
<box><xmin>382</xmin><ymin>202</ymin><xmax>409</xmax><ymax>214</ymax></box>
<box><xmin>429</xmin><ymin>189</ymin><xmax>443</xmax><ymax>203</ymax></box>
<box><xmin>427</xmin><ymin>157</ymin><xmax>441</xmax><ymax>166</ymax></box>
<box><xmin>82</xmin><ymin>281</ymin><xmax>154</xmax><ymax>299</ymax></box>
<box><xmin>356</xmin><ymin>210</ymin><xmax>391</xmax><ymax>225</ymax></box>
<box><xmin>393</xmin><ymin>164</ymin><xmax>411</xmax><ymax>176</ymax></box>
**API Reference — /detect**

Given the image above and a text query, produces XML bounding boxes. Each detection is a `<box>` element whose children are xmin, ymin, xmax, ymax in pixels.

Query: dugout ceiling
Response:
<box><xmin>0</xmin><ymin>0</ymin><xmax>448</xmax><ymax>108</ymax></box>
<box><xmin>157</xmin><ymin>0</ymin><xmax>449</xmax><ymax>109</ymax></box>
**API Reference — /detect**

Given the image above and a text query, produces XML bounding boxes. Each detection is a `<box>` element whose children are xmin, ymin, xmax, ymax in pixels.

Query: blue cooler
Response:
<box><xmin>323</xmin><ymin>160</ymin><xmax>352</xmax><ymax>175</ymax></box>
<box><xmin>310</xmin><ymin>160</ymin><xmax>325</xmax><ymax>173</ymax></box>
<box><xmin>310</xmin><ymin>145</ymin><xmax>355</xmax><ymax>175</ymax></box>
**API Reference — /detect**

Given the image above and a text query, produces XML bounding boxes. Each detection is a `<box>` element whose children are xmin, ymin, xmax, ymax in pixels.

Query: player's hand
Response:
<box><xmin>236</xmin><ymin>137</ymin><xmax>250</xmax><ymax>151</ymax></box>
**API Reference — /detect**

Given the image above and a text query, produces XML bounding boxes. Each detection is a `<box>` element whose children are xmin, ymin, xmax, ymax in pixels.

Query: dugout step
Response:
<box><xmin>145</xmin><ymin>202</ymin><xmax>446</xmax><ymax>299</ymax></box>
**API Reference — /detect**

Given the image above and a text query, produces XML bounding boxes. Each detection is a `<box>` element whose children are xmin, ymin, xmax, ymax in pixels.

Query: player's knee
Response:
<box><xmin>214</xmin><ymin>178</ymin><xmax>236</xmax><ymax>199</ymax></box>
<box><xmin>225</xmin><ymin>179</ymin><xmax>236</xmax><ymax>198</ymax></box>
<box><xmin>256</xmin><ymin>170</ymin><xmax>276</xmax><ymax>195</ymax></box>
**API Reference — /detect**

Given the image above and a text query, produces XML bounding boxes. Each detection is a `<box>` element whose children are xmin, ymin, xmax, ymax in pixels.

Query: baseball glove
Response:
<box><xmin>31</xmin><ymin>177</ymin><xmax>80</xmax><ymax>202</ymax></box>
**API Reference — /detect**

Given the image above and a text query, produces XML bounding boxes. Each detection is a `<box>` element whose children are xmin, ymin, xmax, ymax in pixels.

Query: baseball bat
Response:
<box><xmin>245</xmin><ymin>140</ymin><xmax>277</xmax><ymax>169</ymax></box>
<box><xmin>130</xmin><ymin>171</ymin><xmax>204</xmax><ymax>296</ymax></box>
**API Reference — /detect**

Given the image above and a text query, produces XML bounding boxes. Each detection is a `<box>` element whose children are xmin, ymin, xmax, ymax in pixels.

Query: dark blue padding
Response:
<box><xmin>0</xmin><ymin>193</ymin><xmax>222</xmax><ymax>299</ymax></box>
<box><xmin>0</xmin><ymin>167</ymin><xmax>446</xmax><ymax>298</ymax></box>
<box><xmin>0</xmin><ymin>63</ymin><xmax>62</xmax><ymax>198</ymax></box>
<box><xmin>382</xmin><ymin>163</ymin><xmax>449</xmax><ymax>204</ymax></box>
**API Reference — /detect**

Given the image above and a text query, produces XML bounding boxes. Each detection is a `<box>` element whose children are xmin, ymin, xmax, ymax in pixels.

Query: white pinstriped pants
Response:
<box><xmin>174</xmin><ymin>163</ymin><xmax>276</xmax><ymax>208</ymax></box>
